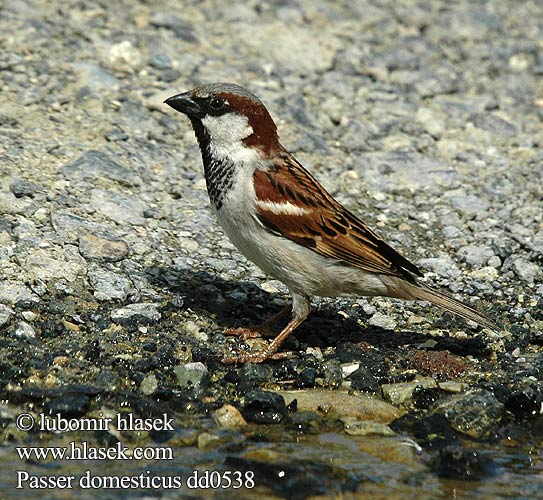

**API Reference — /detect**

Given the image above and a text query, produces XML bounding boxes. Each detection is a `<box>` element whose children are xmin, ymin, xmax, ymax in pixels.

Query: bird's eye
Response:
<box><xmin>209</xmin><ymin>97</ymin><xmax>225</xmax><ymax>111</ymax></box>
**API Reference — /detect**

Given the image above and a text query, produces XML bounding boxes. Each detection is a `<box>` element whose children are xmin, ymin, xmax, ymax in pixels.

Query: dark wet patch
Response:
<box><xmin>431</xmin><ymin>445</ymin><xmax>499</xmax><ymax>480</ymax></box>
<box><xmin>224</xmin><ymin>456</ymin><xmax>359</xmax><ymax>500</ymax></box>
<box><xmin>391</xmin><ymin>413</ymin><xmax>458</xmax><ymax>450</ymax></box>
<box><xmin>504</xmin><ymin>382</ymin><xmax>543</xmax><ymax>419</ymax></box>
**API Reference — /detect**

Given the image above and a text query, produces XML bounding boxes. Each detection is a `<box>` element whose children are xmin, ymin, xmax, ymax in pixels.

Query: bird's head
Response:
<box><xmin>165</xmin><ymin>83</ymin><xmax>280</xmax><ymax>161</ymax></box>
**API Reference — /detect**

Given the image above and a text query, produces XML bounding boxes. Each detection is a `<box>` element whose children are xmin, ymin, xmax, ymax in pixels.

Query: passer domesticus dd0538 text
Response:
<box><xmin>165</xmin><ymin>83</ymin><xmax>498</xmax><ymax>364</ymax></box>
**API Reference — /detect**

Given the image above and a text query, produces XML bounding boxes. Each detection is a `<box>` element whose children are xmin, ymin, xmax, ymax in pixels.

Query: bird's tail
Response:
<box><xmin>399</xmin><ymin>280</ymin><xmax>499</xmax><ymax>332</ymax></box>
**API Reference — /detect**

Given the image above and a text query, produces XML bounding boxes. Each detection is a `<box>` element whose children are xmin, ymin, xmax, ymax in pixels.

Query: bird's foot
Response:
<box><xmin>224</xmin><ymin>305</ymin><xmax>292</xmax><ymax>341</ymax></box>
<box><xmin>224</xmin><ymin>326</ymin><xmax>266</xmax><ymax>340</ymax></box>
<box><xmin>222</xmin><ymin>349</ymin><xmax>294</xmax><ymax>364</ymax></box>
<box><xmin>222</xmin><ymin>304</ymin><xmax>301</xmax><ymax>364</ymax></box>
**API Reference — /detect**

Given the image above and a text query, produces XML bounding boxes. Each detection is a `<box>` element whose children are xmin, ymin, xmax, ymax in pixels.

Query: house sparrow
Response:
<box><xmin>165</xmin><ymin>83</ymin><xmax>498</xmax><ymax>364</ymax></box>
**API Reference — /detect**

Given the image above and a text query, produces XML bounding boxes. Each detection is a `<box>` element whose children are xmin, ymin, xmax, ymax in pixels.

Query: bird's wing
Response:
<box><xmin>253</xmin><ymin>153</ymin><xmax>422</xmax><ymax>279</ymax></box>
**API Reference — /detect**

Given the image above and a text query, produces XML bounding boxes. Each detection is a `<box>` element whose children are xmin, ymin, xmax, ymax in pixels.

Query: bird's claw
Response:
<box><xmin>224</xmin><ymin>327</ymin><xmax>263</xmax><ymax>341</ymax></box>
<box><xmin>222</xmin><ymin>349</ymin><xmax>295</xmax><ymax>364</ymax></box>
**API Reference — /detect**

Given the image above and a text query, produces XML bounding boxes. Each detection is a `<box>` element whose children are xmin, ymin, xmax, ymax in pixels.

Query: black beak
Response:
<box><xmin>164</xmin><ymin>92</ymin><xmax>204</xmax><ymax>118</ymax></box>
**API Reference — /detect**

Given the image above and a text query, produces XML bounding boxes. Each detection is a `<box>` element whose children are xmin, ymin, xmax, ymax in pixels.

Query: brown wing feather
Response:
<box><xmin>254</xmin><ymin>154</ymin><xmax>422</xmax><ymax>280</ymax></box>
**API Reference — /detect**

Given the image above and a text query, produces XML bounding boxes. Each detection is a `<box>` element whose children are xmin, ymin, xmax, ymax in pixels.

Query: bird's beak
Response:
<box><xmin>164</xmin><ymin>92</ymin><xmax>204</xmax><ymax>118</ymax></box>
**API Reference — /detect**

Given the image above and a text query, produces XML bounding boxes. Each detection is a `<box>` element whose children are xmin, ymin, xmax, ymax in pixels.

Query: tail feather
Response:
<box><xmin>402</xmin><ymin>281</ymin><xmax>499</xmax><ymax>332</ymax></box>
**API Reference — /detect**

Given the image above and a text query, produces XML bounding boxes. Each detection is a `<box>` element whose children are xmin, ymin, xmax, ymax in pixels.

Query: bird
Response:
<box><xmin>164</xmin><ymin>83</ymin><xmax>498</xmax><ymax>364</ymax></box>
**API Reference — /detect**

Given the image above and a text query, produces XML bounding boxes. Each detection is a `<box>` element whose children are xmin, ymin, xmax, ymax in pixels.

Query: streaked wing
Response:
<box><xmin>253</xmin><ymin>153</ymin><xmax>422</xmax><ymax>280</ymax></box>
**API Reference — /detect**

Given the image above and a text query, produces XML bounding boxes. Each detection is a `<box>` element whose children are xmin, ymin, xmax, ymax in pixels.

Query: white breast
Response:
<box><xmin>215</xmin><ymin>167</ymin><xmax>390</xmax><ymax>299</ymax></box>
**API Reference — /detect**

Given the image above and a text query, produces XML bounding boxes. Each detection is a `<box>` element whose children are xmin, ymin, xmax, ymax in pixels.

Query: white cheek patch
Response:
<box><xmin>202</xmin><ymin>113</ymin><xmax>259</xmax><ymax>164</ymax></box>
<box><xmin>256</xmin><ymin>200</ymin><xmax>312</xmax><ymax>216</ymax></box>
<box><xmin>202</xmin><ymin>113</ymin><xmax>253</xmax><ymax>144</ymax></box>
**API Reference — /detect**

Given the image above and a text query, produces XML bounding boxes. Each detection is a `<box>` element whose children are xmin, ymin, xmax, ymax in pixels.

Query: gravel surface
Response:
<box><xmin>1</xmin><ymin>0</ymin><xmax>542</xmax><ymax>498</ymax></box>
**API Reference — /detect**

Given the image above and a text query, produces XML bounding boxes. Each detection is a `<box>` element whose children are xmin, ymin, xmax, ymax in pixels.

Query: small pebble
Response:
<box><xmin>140</xmin><ymin>374</ymin><xmax>158</xmax><ymax>395</ymax></box>
<box><xmin>212</xmin><ymin>404</ymin><xmax>247</xmax><ymax>428</ymax></box>
<box><xmin>15</xmin><ymin>321</ymin><xmax>36</xmax><ymax>339</ymax></box>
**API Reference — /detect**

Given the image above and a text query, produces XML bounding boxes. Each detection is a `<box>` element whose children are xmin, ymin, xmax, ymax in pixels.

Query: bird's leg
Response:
<box><xmin>224</xmin><ymin>304</ymin><xmax>292</xmax><ymax>340</ymax></box>
<box><xmin>222</xmin><ymin>293</ymin><xmax>310</xmax><ymax>364</ymax></box>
